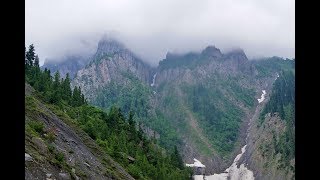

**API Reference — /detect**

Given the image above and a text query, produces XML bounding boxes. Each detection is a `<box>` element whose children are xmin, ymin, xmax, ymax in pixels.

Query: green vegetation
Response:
<box><xmin>93</xmin><ymin>71</ymin><xmax>183</xmax><ymax>151</ymax></box>
<box><xmin>182</xmin><ymin>82</ymin><xmax>244</xmax><ymax>156</ymax></box>
<box><xmin>261</xmin><ymin>70</ymin><xmax>295</xmax><ymax>120</ymax></box>
<box><xmin>252</xmin><ymin>57</ymin><xmax>295</xmax><ymax>78</ymax></box>
<box><xmin>259</xmin><ymin>70</ymin><xmax>295</xmax><ymax>173</ymax></box>
<box><xmin>94</xmin><ymin>72</ymin><xmax>152</xmax><ymax>118</ymax></box>
<box><xmin>156</xmin><ymin>83</ymin><xmax>213</xmax><ymax>156</ymax></box>
<box><xmin>27</xmin><ymin>120</ymin><xmax>44</xmax><ymax>134</ymax></box>
<box><xmin>25</xmin><ymin>44</ymin><xmax>87</xmax><ymax>108</ymax></box>
<box><xmin>71</xmin><ymin>105</ymin><xmax>191</xmax><ymax>179</ymax></box>
<box><xmin>25</xmin><ymin>44</ymin><xmax>191</xmax><ymax>179</ymax></box>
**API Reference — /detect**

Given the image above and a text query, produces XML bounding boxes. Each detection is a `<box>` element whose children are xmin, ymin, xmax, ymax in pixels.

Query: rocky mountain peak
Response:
<box><xmin>93</xmin><ymin>37</ymin><xmax>126</xmax><ymax>60</ymax></box>
<box><xmin>201</xmin><ymin>45</ymin><xmax>222</xmax><ymax>58</ymax></box>
<box><xmin>165</xmin><ymin>52</ymin><xmax>180</xmax><ymax>60</ymax></box>
<box><xmin>72</xmin><ymin>37</ymin><xmax>152</xmax><ymax>101</ymax></box>
<box><xmin>224</xmin><ymin>48</ymin><xmax>248</xmax><ymax>62</ymax></box>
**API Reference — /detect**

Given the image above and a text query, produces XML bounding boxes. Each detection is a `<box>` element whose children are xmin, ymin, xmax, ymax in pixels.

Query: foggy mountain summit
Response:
<box><xmin>41</xmin><ymin>55</ymin><xmax>90</xmax><ymax>79</ymax></box>
<box><xmin>93</xmin><ymin>36</ymin><xmax>126</xmax><ymax>60</ymax></box>
<box><xmin>26</xmin><ymin>0</ymin><xmax>294</xmax><ymax>66</ymax></box>
<box><xmin>26</xmin><ymin>0</ymin><xmax>294</xmax><ymax>179</ymax></box>
<box><xmin>201</xmin><ymin>45</ymin><xmax>222</xmax><ymax>58</ymax></box>
<box><xmin>27</xmin><ymin>35</ymin><xmax>295</xmax><ymax>179</ymax></box>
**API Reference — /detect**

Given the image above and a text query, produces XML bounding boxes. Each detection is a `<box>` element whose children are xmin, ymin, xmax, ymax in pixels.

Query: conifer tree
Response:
<box><xmin>62</xmin><ymin>73</ymin><xmax>72</xmax><ymax>101</ymax></box>
<box><xmin>51</xmin><ymin>71</ymin><xmax>61</xmax><ymax>103</ymax></box>
<box><xmin>53</xmin><ymin>71</ymin><xmax>60</xmax><ymax>90</ymax></box>
<box><xmin>26</xmin><ymin>44</ymin><xmax>35</xmax><ymax>67</ymax></box>
<box><xmin>171</xmin><ymin>145</ymin><xmax>184</xmax><ymax>170</ymax></box>
<box><xmin>34</xmin><ymin>55</ymin><xmax>40</xmax><ymax>68</ymax></box>
<box><xmin>25</xmin><ymin>46</ymin><xmax>27</xmax><ymax>65</ymax></box>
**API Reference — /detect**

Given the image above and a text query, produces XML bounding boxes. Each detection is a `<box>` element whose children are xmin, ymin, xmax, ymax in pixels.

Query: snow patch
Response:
<box><xmin>190</xmin><ymin>145</ymin><xmax>254</xmax><ymax>180</ymax></box>
<box><xmin>186</xmin><ymin>158</ymin><xmax>206</xmax><ymax>168</ymax></box>
<box><xmin>257</xmin><ymin>90</ymin><xmax>266</xmax><ymax>103</ymax></box>
<box><xmin>150</xmin><ymin>73</ymin><xmax>157</xmax><ymax>87</ymax></box>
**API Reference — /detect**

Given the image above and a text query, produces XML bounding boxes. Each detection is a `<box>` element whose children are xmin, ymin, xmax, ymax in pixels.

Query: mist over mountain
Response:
<box><xmin>26</xmin><ymin>0</ymin><xmax>294</xmax><ymax>179</ymax></box>
<box><xmin>26</xmin><ymin>0</ymin><xmax>294</xmax><ymax>66</ymax></box>
<box><xmin>41</xmin><ymin>55</ymin><xmax>90</xmax><ymax>79</ymax></box>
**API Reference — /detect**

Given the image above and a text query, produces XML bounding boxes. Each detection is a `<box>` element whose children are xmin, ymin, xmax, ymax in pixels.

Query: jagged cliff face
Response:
<box><xmin>70</xmin><ymin>37</ymin><xmax>295</xmax><ymax>177</ymax></box>
<box><xmin>152</xmin><ymin>47</ymin><xmax>275</xmax><ymax>173</ymax></box>
<box><xmin>246</xmin><ymin>113</ymin><xmax>295</xmax><ymax>180</ymax></box>
<box><xmin>155</xmin><ymin>47</ymin><xmax>255</xmax><ymax>87</ymax></box>
<box><xmin>72</xmin><ymin>38</ymin><xmax>152</xmax><ymax>101</ymax></box>
<box><xmin>244</xmin><ymin>69</ymin><xmax>295</xmax><ymax>180</ymax></box>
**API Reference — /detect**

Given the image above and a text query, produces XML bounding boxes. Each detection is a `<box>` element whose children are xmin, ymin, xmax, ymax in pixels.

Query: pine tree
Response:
<box><xmin>128</xmin><ymin>111</ymin><xmax>135</xmax><ymax>126</ymax></box>
<box><xmin>51</xmin><ymin>71</ymin><xmax>61</xmax><ymax>104</ymax></box>
<box><xmin>53</xmin><ymin>71</ymin><xmax>61</xmax><ymax>90</ymax></box>
<box><xmin>25</xmin><ymin>46</ymin><xmax>27</xmax><ymax>65</ymax></box>
<box><xmin>26</xmin><ymin>44</ymin><xmax>35</xmax><ymax>67</ymax></box>
<box><xmin>72</xmin><ymin>86</ymin><xmax>83</xmax><ymax>106</ymax></box>
<box><xmin>62</xmin><ymin>73</ymin><xmax>72</xmax><ymax>102</ymax></box>
<box><xmin>72</xmin><ymin>86</ymin><xmax>78</xmax><ymax>106</ymax></box>
<box><xmin>34</xmin><ymin>55</ymin><xmax>40</xmax><ymax>68</ymax></box>
<box><xmin>171</xmin><ymin>146</ymin><xmax>184</xmax><ymax>170</ymax></box>
<box><xmin>81</xmin><ymin>94</ymin><xmax>85</xmax><ymax>105</ymax></box>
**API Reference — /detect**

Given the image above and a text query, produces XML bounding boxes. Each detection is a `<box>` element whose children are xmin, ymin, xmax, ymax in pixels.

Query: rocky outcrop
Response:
<box><xmin>69</xmin><ymin>38</ymin><xmax>294</xmax><ymax>177</ymax></box>
<box><xmin>156</xmin><ymin>46</ymin><xmax>254</xmax><ymax>87</ymax></box>
<box><xmin>245</xmin><ymin>113</ymin><xmax>295</xmax><ymax>180</ymax></box>
<box><xmin>25</xmin><ymin>83</ymin><xmax>134</xmax><ymax>180</ymax></box>
<box><xmin>93</xmin><ymin>37</ymin><xmax>125</xmax><ymax>60</ymax></box>
<box><xmin>201</xmin><ymin>45</ymin><xmax>222</xmax><ymax>58</ymax></box>
<box><xmin>72</xmin><ymin>38</ymin><xmax>152</xmax><ymax>101</ymax></box>
<box><xmin>243</xmin><ymin>70</ymin><xmax>295</xmax><ymax>180</ymax></box>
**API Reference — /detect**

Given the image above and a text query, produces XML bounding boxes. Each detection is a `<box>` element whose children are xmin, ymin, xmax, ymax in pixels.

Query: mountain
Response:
<box><xmin>151</xmin><ymin>46</ymin><xmax>272</xmax><ymax>173</ymax></box>
<box><xmin>70</xmin><ymin>37</ymin><xmax>295</xmax><ymax>177</ymax></box>
<box><xmin>72</xmin><ymin>37</ymin><xmax>153</xmax><ymax>102</ymax></box>
<box><xmin>245</xmin><ymin>69</ymin><xmax>295</xmax><ymax>180</ymax></box>
<box><xmin>41</xmin><ymin>55</ymin><xmax>90</xmax><ymax>79</ymax></box>
<box><xmin>25</xmin><ymin>58</ymin><xmax>192</xmax><ymax>179</ymax></box>
<box><xmin>33</xmin><ymin>36</ymin><xmax>294</xmax><ymax>179</ymax></box>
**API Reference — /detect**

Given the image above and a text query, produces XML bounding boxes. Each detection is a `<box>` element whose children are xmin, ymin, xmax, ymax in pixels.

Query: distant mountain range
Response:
<box><xmin>40</xmin><ymin>36</ymin><xmax>295</xmax><ymax>179</ymax></box>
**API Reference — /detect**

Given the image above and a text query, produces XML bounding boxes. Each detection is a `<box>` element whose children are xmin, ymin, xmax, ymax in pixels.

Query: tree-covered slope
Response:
<box><xmin>70</xmin><ymin>37</ymin><xmax>295</xmax><ymax>174</ymax></box>
<box><xmin>152</xmin><ymin>48</ymin><xmax>262</xmax><ymax>173</ymax></box>
<box><xmin>25</xmin><ymin>44</ymin><xmax>192</xmax><ymax>180</ymax></box>
<box><xmin>246</xmin><ymin>69</ymin><xmax>295</xmax><ymax>180</ymax></box>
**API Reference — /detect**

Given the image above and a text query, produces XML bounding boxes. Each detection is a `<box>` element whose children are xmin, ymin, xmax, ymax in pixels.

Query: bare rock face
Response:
<box><xmin>72</xmin><ymin>38</ymin><xmax>152</xmax><ymax>101</ymax></box>
<box><xmin>59</xmin><ymin>173</ymin><xmax>71</xmax><ymax>180</ymax></box>
<box><xmin>69</xmin><ymin>38</ymin><xmax>294</xmax><ymax>177</ymax></box>
<box><xmin>245</xmin><ymin>113</ymin><xmax>294</xmax><ymax>180</ymax></box>
<box><xmin>25</xmin><ymin>153</ymin><xmax>33</xmax><ymax>162</ymax></box>
<box><xmin>93</xmin><ymin>37</ymin><xmax>125</xmax><ymax>60</ymax></box>
<box><xmin>31</xmin><ymin>137</ymin><xmax>48</xmax><ymax>155</ymax></box>
<box><xmin>156</xmin><ymin>46</ymin><xmax>253</xmax><ymax>86</ymax></box>
<box><xmin>25</xmin><ymin>83</ymin><xmax>134</xmax><ymax>180</ymax></box>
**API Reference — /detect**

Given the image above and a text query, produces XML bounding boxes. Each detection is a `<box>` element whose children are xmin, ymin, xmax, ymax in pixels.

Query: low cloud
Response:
<box><xmin>25</xmin><ymin>0</ymin><xmax>294</xmax><ymax>66</ymax></box>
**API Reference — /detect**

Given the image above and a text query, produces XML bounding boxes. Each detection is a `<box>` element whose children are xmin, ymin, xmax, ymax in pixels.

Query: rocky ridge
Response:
<box><xmin>68</xmin><ymin>37</ymin><xmax>294</xmax><ymax>177</ymax></box>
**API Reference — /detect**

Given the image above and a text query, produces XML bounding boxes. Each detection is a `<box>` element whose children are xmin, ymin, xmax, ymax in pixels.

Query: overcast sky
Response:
<box><xmin>26</xmin><ymin>0</ymin><xmax>294</xmax><ymax>66</ymax></box>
